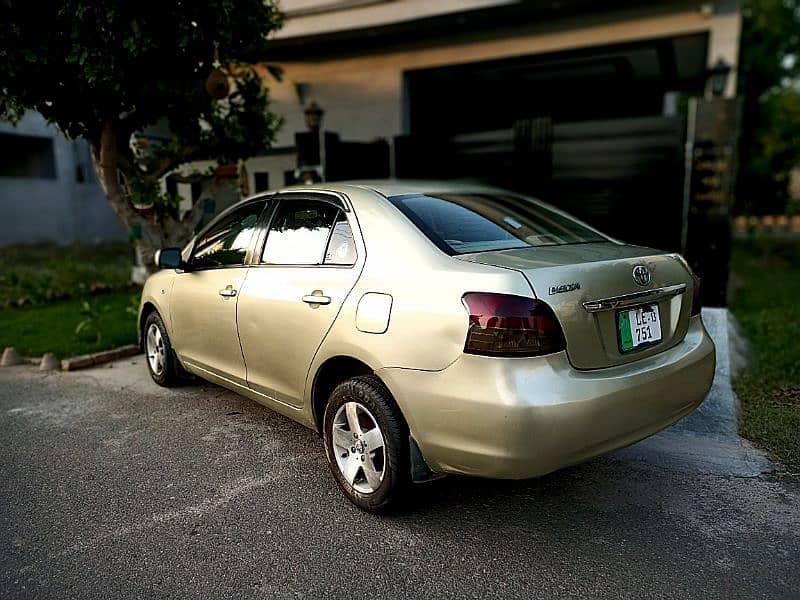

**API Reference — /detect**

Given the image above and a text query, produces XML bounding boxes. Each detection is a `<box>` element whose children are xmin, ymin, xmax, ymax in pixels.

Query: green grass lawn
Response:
<box><xmin>0</xmin><ymin>242</ymin><xmax>139</xmax><ymax>358</ymax></box>
<box><xmin>0</xmin><ymin>242</ymin><xmax>132</xmax><ymax>307</ymax></box>
<box><xmin>0</xmin><ymin>290</ymin><xmax>140</xmax><ymax>358</ymax></box>
<box><xmin>729</xmin><ymin>238</ymin><xmax>800</xmax><ymax>473</ymax></box>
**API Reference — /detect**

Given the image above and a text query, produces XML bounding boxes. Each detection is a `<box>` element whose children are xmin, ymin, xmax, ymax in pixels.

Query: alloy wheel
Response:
<box><xmin>145</xmin><ymin>323</ymin><xmax>166</xmax><ymax>376</ymax></box>
<box><xmin>331</xmin><ymin>401</ymin><xmax>386</xmax><ymax>494</ymax></box>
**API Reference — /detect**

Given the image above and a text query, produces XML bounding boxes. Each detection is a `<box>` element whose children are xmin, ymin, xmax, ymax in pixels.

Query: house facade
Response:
<box><xmin>242</xmin><ymin>0</ymin><xmax>741</xmax><ymax>190</ymax></box>
<box><xmin>1</xmin><ymin>1</ymin><xmax>742</xmax><ymax>258</ymax></box>
<box><xmin>0</xmin><ymin>112</ymin><xmax>126</xmax><ymax>247</ymax></box>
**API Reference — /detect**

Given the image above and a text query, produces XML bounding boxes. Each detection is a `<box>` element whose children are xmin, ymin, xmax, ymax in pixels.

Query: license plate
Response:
<box><xmin>617</xmin><ymin>304</ymin><xmax>662</xmax><ymax>352</ymax></box>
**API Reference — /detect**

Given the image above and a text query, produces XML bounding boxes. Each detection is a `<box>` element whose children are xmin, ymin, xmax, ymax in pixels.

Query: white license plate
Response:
<box><xmin>617</xmin><ymin>304</ymin><xmax>662</xmax><ymax>352</ymax></box>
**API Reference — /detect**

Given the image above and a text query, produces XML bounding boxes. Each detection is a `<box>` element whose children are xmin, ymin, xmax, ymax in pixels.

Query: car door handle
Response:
<box><xmin>219</xmin><ymin>286</ymin><xmax>238</xmax><ymax>298</ymax></box>
<box><xmin>302</xmin><ymin>293</ymin><xmax>331</xmax><ymax>305</ymax></box>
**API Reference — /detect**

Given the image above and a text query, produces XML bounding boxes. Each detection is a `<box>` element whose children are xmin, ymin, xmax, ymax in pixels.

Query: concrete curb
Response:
<box><xmin>39</xmin><ymin>353</ymin><xmax>60</xmax><ymax>371</ymax></box>
<box><xmin>3</xmin><ymin>345</ymin><xmax>142</xmax><ymax>371</ymax></box>
<box><xmin>1</xmin><ymin>347</ymin><xmax>23</xmax><ymax>366</ymax></box>
<box><xmin>61</xmin><ymin>344</ymin><xmax>142</xmax><ymax>371</ymax></box>
<box><xmin>3</xmin><ymin>347</ymin><xmax>43</xmax><ymax>367</ymax></box>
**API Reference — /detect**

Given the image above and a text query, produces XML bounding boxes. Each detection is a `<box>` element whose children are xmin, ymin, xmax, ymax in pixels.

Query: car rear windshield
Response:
<box><xmin>388</xmin><ymin>193</ymin><xmax>609</xmax><ymax>255</ymax></box>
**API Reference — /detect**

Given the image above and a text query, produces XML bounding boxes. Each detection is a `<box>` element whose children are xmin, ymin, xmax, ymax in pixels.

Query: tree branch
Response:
<box><xmin>146</xmin><ymin>144</ymin><xmax>202</xmax><ymax>181</ymax></box>
<box><xmin>91</xmin><ymin>120</ymin><xmax>139</xmax><ymax>226</ymax></box>
<box><xmin>183</xmin><ymin>194</ymin><xmax>208</xmax><ymax>230</ymax></box>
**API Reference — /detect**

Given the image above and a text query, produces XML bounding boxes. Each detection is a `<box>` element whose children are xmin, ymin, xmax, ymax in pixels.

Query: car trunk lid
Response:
<box><xmin>456</xmin><ymin>242</ymin><xmax>693</xmax><ymax>369</ymax></box>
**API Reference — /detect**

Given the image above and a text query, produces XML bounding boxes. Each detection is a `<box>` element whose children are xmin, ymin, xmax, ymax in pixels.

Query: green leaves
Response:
<box><xmin>0</xmin><ymin>0</ymin><xmax>283</xmax><ymax>219</ymax></box>
<box><xmin>738</xmin><ymin>0</ymin><xmax>800</xmax><ymax>213</ymax></box>
<box><xmin>740</xmin><ymin>0</ymin><xmax>800</xmax><ymax>97</ymax></box>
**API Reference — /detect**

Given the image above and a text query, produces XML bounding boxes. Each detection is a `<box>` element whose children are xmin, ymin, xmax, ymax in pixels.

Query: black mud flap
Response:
<box><xmin>409</xmin><ymin>436</ymin><xmax>446</xmax><ymax>483</ymax></box>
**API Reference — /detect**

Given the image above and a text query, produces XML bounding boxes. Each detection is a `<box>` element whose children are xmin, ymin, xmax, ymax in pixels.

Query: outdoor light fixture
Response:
<box><xmin>304</xmin><ymin>101</ymin><xmax>324</xmax><ymax>131</ymax></box>
<box><xmin>707</xmin><ymin>58</ymin><xmax>732</xmax><ymax>97</ymax></box>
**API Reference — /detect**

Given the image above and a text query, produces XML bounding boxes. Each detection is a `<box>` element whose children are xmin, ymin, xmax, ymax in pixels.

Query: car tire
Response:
<box><xmin>143</xmin><ymin>311</ymin><xmax>182</xmax><ymax>387</ymax></box>
<box><xmin>323</xmin><ymin>375</ymin><xmax>410</xmax><ymax>513</ymax></box>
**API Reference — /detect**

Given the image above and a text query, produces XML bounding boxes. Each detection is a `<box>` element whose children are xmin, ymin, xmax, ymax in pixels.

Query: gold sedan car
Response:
<box><xmin>140</xmin><ymin>181</ymin><xmax>715</xmax><ymax>512</ymax></box>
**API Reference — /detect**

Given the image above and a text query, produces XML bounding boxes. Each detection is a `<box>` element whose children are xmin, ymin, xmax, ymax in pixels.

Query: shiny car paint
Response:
<box><xmin>139</xmin><ymin>180</ymin><xmax>715</xmax><ymax>481</ymax></box>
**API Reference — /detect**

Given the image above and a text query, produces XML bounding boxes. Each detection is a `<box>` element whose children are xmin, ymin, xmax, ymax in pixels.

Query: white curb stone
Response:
<box><xmin>1</xmin><ymin>347</ymin><xmax>23</xmax><ymax>366</ymax></box>
<box><xmin>39</xmin><ymin>353</ymin><xmax>61</xmax><ymax>371</ymax></box>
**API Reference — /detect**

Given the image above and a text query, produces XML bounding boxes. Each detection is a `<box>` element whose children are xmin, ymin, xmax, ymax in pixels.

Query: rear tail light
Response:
<box><xmin>673</xmin><ymin>254</ymin><xmax>702</xmax><ymax>317</ymax></box>
<box><xmin>691</xmin><ymin>274</ymin><xmax>702</xmax><ymax>316</ymax></box>
<box><xmin>462</xmin><ymin>293</ymin><xmax>566</xmax><ymax>357</ymax></box>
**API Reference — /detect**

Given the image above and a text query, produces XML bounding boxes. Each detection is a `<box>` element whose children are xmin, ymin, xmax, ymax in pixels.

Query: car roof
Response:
<box><xmin>274</xmin><ymin>179</ymin><xmax>505</xmax><ymax>198</ymax></box>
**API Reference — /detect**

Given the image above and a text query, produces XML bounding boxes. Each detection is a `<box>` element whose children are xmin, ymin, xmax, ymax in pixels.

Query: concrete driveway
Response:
<box><xmin>1</xmin><ymin>310</ymin><xmax>798</xmax><ymax>598</ymax></box>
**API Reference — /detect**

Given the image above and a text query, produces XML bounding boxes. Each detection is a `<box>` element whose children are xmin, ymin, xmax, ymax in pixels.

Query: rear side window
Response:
<box><xmin>190</xmin><ymin>200</ymin><xmax>266</xmax><ymax>269</ymax></box>
<box><xmin>262</xmin><ymin>200</ymin><xmax>356</xmax><ymax>266</ymax></box>
<box><xmin>324</xmin><ymin>212</ymin><xmax>357</xmax><ymax>265</ymax></box>
<box><xmin>389</xmin><ymin>193</ymin><xmax>609</xmax><ymax>255</ymax></box>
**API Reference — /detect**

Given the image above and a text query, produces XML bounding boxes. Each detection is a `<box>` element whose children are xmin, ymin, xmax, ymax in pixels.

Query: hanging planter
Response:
<box><xmin>215</xmin><ymin>163</ymin><xmax>238</xmax><ymax>178</ymax></box>
<box><xmin>205</xmin><ymin>67</ymin><xmax>230</xmax><ymax>99</ymax></box>
<box><xmin>205</xmin><ymin>46</ymin><xmax>230</xmax><ymax>99</ymax></box>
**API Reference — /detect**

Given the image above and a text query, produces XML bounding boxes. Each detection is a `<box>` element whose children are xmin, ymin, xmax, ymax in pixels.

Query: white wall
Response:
<box><xmin>276</xmin><ymin>0</ymin><xmax>517</xmax><ymax>38</ymax></box>
<box><xmin>706</xmin><ymin>0</ymin><xmax>742</xmax><ymax>98</ymax></box>
<box><xmin>245</xmin><ymin>153</ymin><xmax>298</xmax><ymax>191</ymax></box>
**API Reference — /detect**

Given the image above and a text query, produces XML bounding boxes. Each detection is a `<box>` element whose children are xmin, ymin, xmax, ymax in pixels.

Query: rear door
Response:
<box><xmin>236</xmin><ymin>195</ymin><xmax>364</xmax><ymax>408</ymax></box>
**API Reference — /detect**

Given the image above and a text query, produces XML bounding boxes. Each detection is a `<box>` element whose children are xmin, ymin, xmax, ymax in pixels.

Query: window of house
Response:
<box><xmin>254</xmin><ymin>172</ymin><xmax>270</xmax><ymax>193</ymax></box>
<box><xmin>0</xmin><ymin>133</ymin><xmax>57</xmax><ymax>179</ymax></box>
<box><xmin>262</xmin><ymin>200</ymin><xmax>355</xmax><ymax>266</ymax></box>
<box><xmin>190</xmin><ymin>200</ymin><xmax>266</xmax><ymax>269</ymax></box>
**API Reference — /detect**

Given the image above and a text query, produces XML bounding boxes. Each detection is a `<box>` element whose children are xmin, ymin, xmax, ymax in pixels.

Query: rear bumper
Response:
<box><xmin>378</xmin><ymin>316</ymin><xmax>715</xmax><ymax>479</ymax></box>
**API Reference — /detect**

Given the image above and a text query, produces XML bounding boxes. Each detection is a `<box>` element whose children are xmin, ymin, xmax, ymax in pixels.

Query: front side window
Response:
<box><xmin>190</xmin><ymin>200</ymin><xmax>265</xmax><ymax>269</ymax></box>
<box><xmin>388</xmin><ymin>193</ymin><xmax>609</xmax><ymax>255</ymax></box>
<box><xmin>263</xmin><ymin>200</ymin><xmax>352</xmax><ymax>265</ymax></box>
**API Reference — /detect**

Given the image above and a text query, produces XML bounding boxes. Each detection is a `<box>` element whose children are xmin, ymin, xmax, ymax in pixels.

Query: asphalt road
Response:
<box><xmin>1</xmin><ymin>323</ymin><xmax>799</xmax><ymax>598</ymax></box>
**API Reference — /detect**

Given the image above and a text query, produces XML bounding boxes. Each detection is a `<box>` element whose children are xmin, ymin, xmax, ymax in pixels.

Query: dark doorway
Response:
<box><xmin>404</xmin><ymin>34</ymin><xmax>708</xmax><ymax>137</ymax></box>
<box><xmin>254</xmin><ymin>172</ymin><xmax>270</xmax><ymax>193</ymax></box>
<box><xmin>398</xmin><ymin>34</ymin><xmax>709</xmax><ymax>253</ymax></box>
<box><xmin>396</xmin><ymin>115</ymin><xmax>686</xmax><ymax>252</ymax></box>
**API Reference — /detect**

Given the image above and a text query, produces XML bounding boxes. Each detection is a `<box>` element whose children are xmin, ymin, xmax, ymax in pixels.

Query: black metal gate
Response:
<box><xmin>395</xmin><ymin>115</ymin><xmax>687</xmax><ymax>252</ymax></box>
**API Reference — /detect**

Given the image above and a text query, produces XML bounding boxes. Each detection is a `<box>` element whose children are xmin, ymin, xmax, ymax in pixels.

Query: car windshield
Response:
<box><xmin>388</xmin><ymin>193</ymin><xmax>610</xmax><ymax>255</ymax></box>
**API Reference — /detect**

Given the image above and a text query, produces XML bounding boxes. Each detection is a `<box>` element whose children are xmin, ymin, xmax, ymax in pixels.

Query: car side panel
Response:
<box><xmin>237</xmin><ymin>264</ymin><xmax>363</xmax><ymax>408</ymax></box>
<box><xmin>138</xmin><ymin>270</ymin><xmax>177</xmax><ymax>342</ymax></box>
<box><xmin>305</xmin><ymin>188</ymin><xmax>536</xmax><ymax>410</ymax></box>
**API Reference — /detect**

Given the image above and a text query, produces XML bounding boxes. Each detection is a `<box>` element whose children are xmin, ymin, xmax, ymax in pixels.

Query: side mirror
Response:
<box><xmin>155</xmin><ymin>248</ymin><xmax>185</xmax><ymax>270</ymax></box>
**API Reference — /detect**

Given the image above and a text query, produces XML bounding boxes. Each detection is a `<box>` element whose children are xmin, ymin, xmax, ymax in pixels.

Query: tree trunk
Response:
<box><xmin>91</xmin><ymin>121</ymin><xmax>151</xmax><ymax>281</ymax></box>
<box><xmin>90</xmin><ymin>120</ymin><xmax>222</xmax><ymax>282</ymax></box>
<box><xmin>91</xmin><ymin>121</ymin><xmax>196</xmax><ymax>282</ymax></box>
<box><xmin>91</xmin><ymin>121</ymin><xmax>138</xmax><ymax>229</ymax></box>
<box><xmin>124</xmin><ymin>197</ymin><xmax>209</xmax><ymax>283</ymax></box>
<box><xmin>130</xmin><ymin>220</ymin><xmax>167</xmax><ymax>283</ymax></box>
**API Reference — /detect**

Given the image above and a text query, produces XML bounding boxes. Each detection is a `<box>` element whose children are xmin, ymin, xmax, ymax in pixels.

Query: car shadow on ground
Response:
<box><xmin>98</xmin><ymin>355</ymin><xmax>778</xmax><ymax>510</ymax></box>
<box><xmin>3</xmin><ymin>359</ymin><xmax>799</xmax><ymax>599</ymax></box>
<box><xmin>178</xmin><ymin>374</ymin><xmax>774</xmax><ymax>535</ymax></box>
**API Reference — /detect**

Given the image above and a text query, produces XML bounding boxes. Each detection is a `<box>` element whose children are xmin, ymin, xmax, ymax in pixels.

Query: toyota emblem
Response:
<box><xmin>632</xmin><ymin>265</ymin><xmax>651</xmax><ymax>286</ymax></box>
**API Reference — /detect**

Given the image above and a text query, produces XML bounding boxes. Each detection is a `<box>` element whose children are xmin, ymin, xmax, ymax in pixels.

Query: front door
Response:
<box><xmin>171</xmin><ymin>199</ymin><xmax>267</xmax><ymax>384</ymax></box>
<box><xmin>237</xmin><ymin>197</ymin><xmax>363</xmax><ymax>407</ymax></box>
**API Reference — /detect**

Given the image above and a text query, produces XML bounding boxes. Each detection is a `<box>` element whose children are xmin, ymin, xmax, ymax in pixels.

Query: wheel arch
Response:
<box><xmin>138</xmin><ymin>301</ymin><xmax>159</xmax><ymax>350</ymax></box>
<box><xmin>310</xmin><ymin>355</ymin><xmax>379</xmax><ymax>434</ymax></box>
